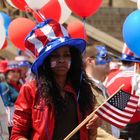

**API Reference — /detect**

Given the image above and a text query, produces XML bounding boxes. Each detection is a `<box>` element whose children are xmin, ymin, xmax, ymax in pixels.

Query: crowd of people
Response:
<box><xmin>0</xmin><ymin>55</ymin><xmax>31</xmax><ymax>139</ymax></box>
<box><xmin>0</xmin><ymin>18</ymin><xmax>140</xmax><ymax>140</ymax></box>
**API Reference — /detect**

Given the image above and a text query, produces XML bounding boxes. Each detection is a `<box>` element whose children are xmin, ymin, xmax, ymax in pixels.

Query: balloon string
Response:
<box><xmin>25</xmin><ymin>6</ymin><xmax>46</xmax><ymax>22</ymax></box>
<box><xmin>83</xmin><ymin>17</ymin><xmax>87</xmax><ymax>41</ymax></box>
<box><xmin>17</xmin><ymin>49</ymin><xmax>22</xmax><ymax>56</ymax></box>
<box><xmin>82</xmin><ymin>17</ymin><xmax>87</xmax><ymax>59</ymax></box>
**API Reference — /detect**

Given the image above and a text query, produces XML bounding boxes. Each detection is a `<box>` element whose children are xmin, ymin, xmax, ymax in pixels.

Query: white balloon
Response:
<box><xmin>0</xmin><ymin>15</ymin><xmax>4</xmax><ymax>26</ymax></box>
<box><xmin>0</xmin><ymin>25</ymin><xmax>6</xmax><ymax>49</ymax></box>
<box><xmin>25</xmin><ymin>0</ymin><xmax>49</xmax><ymax>10</ymax></box>
<box><xmin>6</xmin><ymin>0</ymin><xmax>17</xmax><ymax>8</ymax></box>
<box><xmin>58</xmin><ymin>0</ymin><xmax>71</xmax><ymax>24</ymax></box>
<box><xmin>137</xmin><ymin>0</ymin><xmax>140</xmax><ymax>9</ymax></box>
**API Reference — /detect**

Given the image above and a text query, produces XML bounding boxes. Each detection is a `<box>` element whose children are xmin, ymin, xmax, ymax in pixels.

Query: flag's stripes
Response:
<box><xmin>96</xmin><ymin>91</ymin><xmax>139</xmax><ymax>129</ymax></box>
<box><xmin>125</xmin><ymin>96</ymin><xmax>139</xmax><ymax>113</ymax></box>
<box><xmin>102</xmin><ymin>103</ymin><xmax>132</xmax><ymax>121</ymax></box>
<box><xmin>97</xmin><ymin>108</ymin><xmax>131</xmax><ymax>128</ymax></box>
<box><xmin>97</xmin><ymin>110</ymin><xmax>127</xmax><ymax>128</ymax></box>
<box><xmin>128</xmin><ymin>102</ymin><xmax>138</xmax><ymax>107</ymax></box>
<box><xmin>125</xmin><ymin>107</ymin><xmax>136</xmax><ymax>112</ymax></box>
<box><xmin>127</xmin><ymin>96</ymin><xmax>139</xmax><ymax>107</ymax></box>
<box><xmin>105</xmin><ymin>102</ymin><xmax>132</xmax><ymax>117</ymax></box>
<box><xmin>98</xmin><ymin>105</ymin><xmax>130</xmax><ymax>122</ymax></box>
<box><xmin>130</xmin><ymin>96</ymin><xmax>139</xmax><ymax>102</ymax></box>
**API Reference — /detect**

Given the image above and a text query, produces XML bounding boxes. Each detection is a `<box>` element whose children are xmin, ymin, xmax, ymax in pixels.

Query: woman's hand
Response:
<box><xmin>86</xmin><ymin>114</ymin><xmax>102</xmax><ymax>130</ymax></box>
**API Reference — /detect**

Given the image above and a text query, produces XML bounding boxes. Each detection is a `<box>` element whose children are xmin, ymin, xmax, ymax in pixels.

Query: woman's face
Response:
<box><xmin>6</xmin><ymin>70</ymin><xmax>21</xmax><ymax>82</ymax></box>
<box><xmin>50</xmin><ymin>46</ymin><xmax>71</xmax><ymax>77</ymax></box>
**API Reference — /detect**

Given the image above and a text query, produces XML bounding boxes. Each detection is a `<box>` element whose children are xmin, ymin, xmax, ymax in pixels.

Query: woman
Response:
<box><xmin>11</xmin><ymin>19</ymin><xmax>99</xmax><ymax>140</ymax></box>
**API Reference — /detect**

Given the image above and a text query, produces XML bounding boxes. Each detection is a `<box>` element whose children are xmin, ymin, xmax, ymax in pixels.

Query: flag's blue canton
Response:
<box><xmin>108</xmin><ymin>90</ymin><xmax>131</xmax><ymax>110</ymax></box>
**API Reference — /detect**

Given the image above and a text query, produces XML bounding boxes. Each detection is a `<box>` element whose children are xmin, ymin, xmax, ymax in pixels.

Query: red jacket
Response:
<box><xmin>104</xmin><ymin>69</ymin><xmax>140</xmax><ymax>123</ymax></box>
<box><xmin>11</xmin><ymin>81</ymin><xmax>88</xmax><ymax>140</ymax></box>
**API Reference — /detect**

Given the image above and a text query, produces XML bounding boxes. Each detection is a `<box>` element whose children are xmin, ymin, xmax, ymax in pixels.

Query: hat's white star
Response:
<box><xmin>59</xmin><ymin>38</ymin><xmax>65</xmax><ymax>42</ymax></box>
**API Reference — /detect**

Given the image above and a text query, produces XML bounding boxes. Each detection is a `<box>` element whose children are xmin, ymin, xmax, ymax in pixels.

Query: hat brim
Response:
<box><xmin>119</xmin><ymin>58</ymin><xmax>140</xmax><ymax>63</ymax></box>
<box><xmin>31</xmin><ymin>38</ymin><xmax>86</xmax><ymax>74</ymax></box>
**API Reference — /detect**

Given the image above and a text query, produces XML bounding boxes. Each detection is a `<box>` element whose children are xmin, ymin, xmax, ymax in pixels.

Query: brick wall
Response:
<box><xmin>85</xmin><ymin>7</ymin><xmax>136</xmax><ymax>41</ymax></box>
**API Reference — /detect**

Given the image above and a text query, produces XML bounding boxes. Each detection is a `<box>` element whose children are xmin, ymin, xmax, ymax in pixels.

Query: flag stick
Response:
<box><xmin>64</xmin><ymin>84</ymin><xmax>125</xmax><ymax>140</ymax></box>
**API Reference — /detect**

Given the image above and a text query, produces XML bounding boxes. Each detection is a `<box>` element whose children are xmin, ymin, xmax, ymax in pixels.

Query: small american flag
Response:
<box><xmin>95</xmin><ymin>90</ymin><xmax>139</xmax><ymax>129</ymax></box>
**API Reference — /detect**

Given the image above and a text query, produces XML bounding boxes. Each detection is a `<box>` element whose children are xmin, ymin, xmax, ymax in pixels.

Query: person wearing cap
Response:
<box><xmin>15</xmin><ymin>56</ymin><xmax>31</xmax><ymax>84</ymax></box>
<box><xmin>10</xmin><ymin>19</ymin><xmax>102</xmax><ymax>140</ymax></box>
<box><xmin>84</xmin><ymin>46</ymin><xmax>120</xmax><ymax>140</ymax></box>
<box><xmin>104</xmin><ymin>44</ymin><xmax>140</xmax><ymax>140</ymax></box>
<box><xmin>0</xmin><ymin>61</ymin><xmax>21</xmax><ymax>107</ymax></box>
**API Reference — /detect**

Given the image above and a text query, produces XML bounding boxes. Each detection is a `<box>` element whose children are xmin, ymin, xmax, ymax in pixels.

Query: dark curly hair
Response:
<box><xmin>37</xmin><ymin>46</ymin><xmax>96</xmax><ymax>117</ymax></box>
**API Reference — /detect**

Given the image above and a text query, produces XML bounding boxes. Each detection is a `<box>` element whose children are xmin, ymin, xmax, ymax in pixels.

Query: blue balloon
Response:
<box><xmin>122</xmin><ymin>10</ymin><xmax>140</xmax><ymax>56</ymax></box>
<box><xmin>0</xmin><ymin>12</ymin><xmax>11</xmax><ymax>36</ymax></box>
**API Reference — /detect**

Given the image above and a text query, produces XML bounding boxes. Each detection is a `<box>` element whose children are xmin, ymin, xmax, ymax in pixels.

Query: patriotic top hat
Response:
<box><xmin>25</xmin><ymin>19</ymin><xmax>86</xmax><ymax>74</ymax></box>
<box><xmin>120</xmin><ymin>44</ymin><xmax>140</xmax><ymax>62</ymax></box>
<box><xmin>0</xmin><ymin>60</ymin><xmax>8</xmax><ymax>73</ymax></box>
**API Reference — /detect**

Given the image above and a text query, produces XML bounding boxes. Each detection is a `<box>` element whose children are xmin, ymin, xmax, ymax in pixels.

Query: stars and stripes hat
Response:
<box><xmin>25</xmin><ymin>19</ymin><xmax>86</xmax><ymax>74</ymax></box>
<box><xmin>120</xmin><ymin>44</ymin><xmax>140</xmax><ymax>62</ymax></box>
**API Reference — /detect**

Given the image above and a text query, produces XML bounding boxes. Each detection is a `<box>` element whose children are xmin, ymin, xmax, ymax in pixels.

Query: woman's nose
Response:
<box><xmin>58</xmin><ymin>57</ymin><xmax>65</xmax><ymax>63</ymax></box>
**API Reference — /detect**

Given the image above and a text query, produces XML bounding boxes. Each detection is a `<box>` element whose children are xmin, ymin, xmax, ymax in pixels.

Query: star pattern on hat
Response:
<box><xmin>45</xmin><ymin>45</ymin><xmax>52</xmax><ymax>52</ymax></box>
<box><xmin>59</xmin><ymin>37</ymin><xmax>65</xmax><ymax>43</ymax></box>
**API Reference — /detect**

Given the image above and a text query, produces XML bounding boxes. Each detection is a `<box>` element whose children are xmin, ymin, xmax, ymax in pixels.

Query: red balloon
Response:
<box><xmin>0</xmin><ymin>39</ymin><xmax>7</xmax><ymax>50</ymax></box>
<box><xmin>65</xmin><ymin>0</ymin><xmax>102</xmax><ymax>18</ymax></box>
<box><xmin>11</xmin><ymin>0</ymin><xmax>28</xmax><ymax>11</ymax></box>
<box><xmin>8</xmin><ymin>18</ymin><xmax>36</xmax><ymax>51</ymax></box>
<box><xmin>33</xmin><ymin>0</ymin><xmax>61</xmax><ymax>22</ymax></box>
<box><xmin>67</xmin><ymin>20</ymin><xmax>87</xmax><ymax>41</ymax></box>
